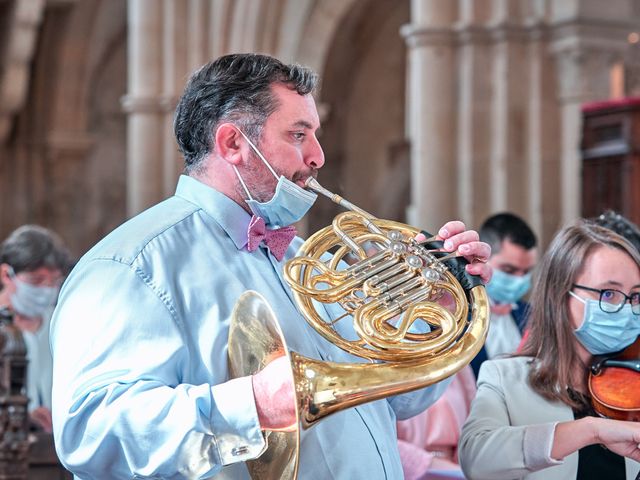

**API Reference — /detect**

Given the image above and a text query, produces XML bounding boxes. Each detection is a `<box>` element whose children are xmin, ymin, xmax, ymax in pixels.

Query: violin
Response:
<box><xmin>588</xmin><ymin>337</ymin><xmax>640</xmax><ymax>421</ymax></box>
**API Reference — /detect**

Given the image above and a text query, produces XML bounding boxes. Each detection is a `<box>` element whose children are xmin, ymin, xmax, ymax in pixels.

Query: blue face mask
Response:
<box><xmin>486</xmin><ymin>269</ymin><xmax>532</xmax><ymax>305</ymax></box>
<box><xmin>570</xmin><ymin>291</ymin><xmax>640</xmax><ymax>355</ymax></box>
<box><xmin>233</xmin><ymin>130</ymin><xmax>317</xmax><ymax>228</ymax></box>
<box><xmin>8</xmin><ymin>267</ymin><xmax>59</xmax><ymax>318</ymax></box>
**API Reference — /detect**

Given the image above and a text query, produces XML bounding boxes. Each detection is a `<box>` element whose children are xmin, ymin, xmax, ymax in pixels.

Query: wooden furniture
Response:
<box><xmin>0</xmin><ymin>309</ymin><xmax>29</xmax><ymax>480</ymax></box>
<box><xmin>0</xmin><ymin>309</ymin><xmax>71</xmax><ymax>479</ymax></box>
<box><xmin>581</xmin><ymin>97</ymin><xmax>640</xmax><ymax>225</ymax></box>
<box><xmin>28</xmin><ymin>433</ymin><xmax>71</xmax><ymax>480</ymax></box>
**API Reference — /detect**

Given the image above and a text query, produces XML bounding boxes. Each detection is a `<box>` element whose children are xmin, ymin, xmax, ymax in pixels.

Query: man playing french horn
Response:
<box><xmin>50</xmin><ymin>53</ymin><xmax>492</xmax><ymax>480</ymax></box>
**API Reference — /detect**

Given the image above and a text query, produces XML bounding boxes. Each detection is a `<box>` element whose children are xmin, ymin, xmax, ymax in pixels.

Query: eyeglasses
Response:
<box><xmin>572</xmin><ymin>284</ymin><xmax>640</xmax><ymax>315</ymax></box>
<box><xmin>7</xmin><ymin>266</ymin><xmax>63</xmax><ymax>288</ymax></box>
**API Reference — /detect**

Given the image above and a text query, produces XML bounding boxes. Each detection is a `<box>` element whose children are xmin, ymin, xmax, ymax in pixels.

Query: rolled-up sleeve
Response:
<box><xmin>51</xmin><ymin>258</ymin><xmax>264</xmax><ymax>479</ymax></box>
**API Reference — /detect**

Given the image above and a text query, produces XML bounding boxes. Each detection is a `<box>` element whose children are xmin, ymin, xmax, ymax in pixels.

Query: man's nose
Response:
<box><xmin>304</xmin><ymin>135</ymin><xmax>325</xmax><ymax>169</ymax></box>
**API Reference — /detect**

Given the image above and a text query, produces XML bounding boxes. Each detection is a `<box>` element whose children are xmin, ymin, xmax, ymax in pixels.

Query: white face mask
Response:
<box><xmin>232</xmin><ymin>129</ymin><xmax>317</xmax><ymax>228</ymax></box>
<box><xmin>8</xmin><ymin>267</ymin><xmax>59</xmax><ymax>318</ymax></box>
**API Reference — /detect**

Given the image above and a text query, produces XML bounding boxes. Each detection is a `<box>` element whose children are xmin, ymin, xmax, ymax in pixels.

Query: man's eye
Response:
<box><xmin>292</xmin><ymin>132</ymin><xmax>305</xmax><ymax>141</ymax></box>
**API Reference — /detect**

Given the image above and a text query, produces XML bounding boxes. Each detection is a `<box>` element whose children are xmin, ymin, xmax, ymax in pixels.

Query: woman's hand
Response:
<box><xmin>552</xmin><ymin>416</ymin><xmax>640</xmax><ymax>462</ymax></box>
<box><xmin>591</xmin><ymin>417</ymin><xmax>640</xmax><ymax>461</ymax></box>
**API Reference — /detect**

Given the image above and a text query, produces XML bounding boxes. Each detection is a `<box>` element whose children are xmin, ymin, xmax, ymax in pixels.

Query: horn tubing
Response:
<box><xmin>305</xmin><ymin>177</ymin><xmax>375</xmax><ymax>219</ymax></box>
<box><xmin>291</xmin><ymin>284</ymin><xmax>489</xmax><ymax>428</ymax></box>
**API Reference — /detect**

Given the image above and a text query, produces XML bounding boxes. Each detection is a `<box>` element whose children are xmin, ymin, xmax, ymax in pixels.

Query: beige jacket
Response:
<box><xmin>459</xmin><ymin>356</ymin><xmax>640</xmax><ymax>480</ymax></box>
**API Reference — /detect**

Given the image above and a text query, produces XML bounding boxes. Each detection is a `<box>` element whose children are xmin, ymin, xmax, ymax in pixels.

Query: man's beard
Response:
<box><xmin>237</xmin><ymin>149</ymin><xmax>318</xmax><ymax>205</ymax></box>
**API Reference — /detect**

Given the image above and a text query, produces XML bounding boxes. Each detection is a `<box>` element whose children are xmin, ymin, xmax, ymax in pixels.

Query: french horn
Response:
<box><xmin>227</xmin><ymin>178</ymin><xmax>489</xmax><ymax>479</ymax></box>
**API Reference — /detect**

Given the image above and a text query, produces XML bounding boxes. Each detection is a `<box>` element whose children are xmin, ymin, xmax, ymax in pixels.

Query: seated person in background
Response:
<box><xmin>593</xmin><ymin>210</ymin><xmax>640</xmax><ymax>252</ymax></box>
<box><xmin>0</xmin><ymin>225</ymin><xmax>71</xmax><ymax>433</ymax></box>
<box><xmin>459</xmin><ymin>219</ymin><xmax>640</xmax><ymax>480</ymax></box>
<box><xmin>470</xmin><ymin>213</ymin><xmax>538</xmax><ymax>377</ymax></box>
<box><xmin>397</xmin><ymin>365</ymin><xmax>476</xmax><ymax>480</ymax></box>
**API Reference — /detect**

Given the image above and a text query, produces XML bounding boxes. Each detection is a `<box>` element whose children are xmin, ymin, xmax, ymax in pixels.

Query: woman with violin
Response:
<box><xmin>459</xmin><ymin>219</ymin><xmax>640</xmax><ymax>480</ymax></box>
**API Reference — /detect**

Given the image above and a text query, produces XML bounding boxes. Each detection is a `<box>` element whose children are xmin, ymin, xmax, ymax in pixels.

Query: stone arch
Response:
<box><xmin>294</xmin><ymin>0</ymin><xmax>411</xmax><ymax>232</ymax></box>
<box><xmin>0</xmin><ymin>0</ymin><xmax>46</xmax><ymax>144</ymax></box>
<box><xmin>282</xmin><ymin>0</ymin><xmax>359</xmax><ymax>73</ymax></box>
<box><xmin>0</xmin><ymin>0</ymin><xmax>128</xmax><ymax>254</ymax></box>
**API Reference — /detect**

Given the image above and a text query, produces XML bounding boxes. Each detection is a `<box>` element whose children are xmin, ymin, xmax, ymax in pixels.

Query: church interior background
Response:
<box><xmin>2</xmin><ymin>0</ymin><xmax>640</xmax><ymax>258</ymax></box>
<box><xmin>1</xmin><ymin>0</ymin><xmax>640</xmax><ymax>475</ymax></box>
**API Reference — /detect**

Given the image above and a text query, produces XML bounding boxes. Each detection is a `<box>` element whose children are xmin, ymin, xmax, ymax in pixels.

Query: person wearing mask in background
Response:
<box><xmin>0</xmin><ymin>225</ymin><xmax>71</xmax><ymax>433</ymax></box>
<box><xmin>470</xmin><ymin>213</ymin><xmax>538</xmax><ymax>377</ymax></box>
<box><xmin>459</xmin><ymin>220</ymin><xmax>640</xmax><ymax>480</ymax></box>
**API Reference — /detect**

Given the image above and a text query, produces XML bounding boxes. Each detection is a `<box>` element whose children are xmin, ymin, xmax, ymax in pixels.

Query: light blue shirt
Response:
<box><xmin>51</xmin><ymin>175</ymin><xmax>448</xmax><ymax>479</ymax></box>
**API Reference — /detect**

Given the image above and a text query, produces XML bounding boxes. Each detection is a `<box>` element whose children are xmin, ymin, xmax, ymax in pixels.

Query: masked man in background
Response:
<box><xmin>470</xmin><ymin>213</ymin><xmax>538</xmax><ymax>378</ymax></box>
<box><xmin>0</xmin><ymin>225</ymin><xmax>71</xmax><ymax>432</ymax></box>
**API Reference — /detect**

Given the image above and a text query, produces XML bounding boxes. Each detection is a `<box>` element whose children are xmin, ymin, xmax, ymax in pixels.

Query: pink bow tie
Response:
<box><xmin>246</xmin><ymin>215</ymin><xmax>297</xmax><ymax>261</ymax></box>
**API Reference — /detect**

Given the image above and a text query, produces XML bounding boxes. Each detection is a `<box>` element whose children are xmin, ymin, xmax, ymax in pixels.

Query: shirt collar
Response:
<box><xmin>174</xmin><ymin>175</ymin><xmax>251</xmax><ymax>250</ymax></box>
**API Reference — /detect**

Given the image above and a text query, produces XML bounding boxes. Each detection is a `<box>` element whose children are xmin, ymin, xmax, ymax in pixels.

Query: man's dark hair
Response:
<box><xmin>591</xmin><ymin>210</ymin><xmax>640</xmax><ymax>252</ymax></box>
<box><xmin>479</xmin><ymin>213</ymin><xmax>537</xmax><ymax>254</ymax></box>
<box><xmin>173</xmin><ymin>53</ymin><xmax>318</xmax><ymax>173</ymax></box>
<box><xmin>0</xmin><ymin>225</ymin><xmax>72</xmax><ymax>289</ymax></box>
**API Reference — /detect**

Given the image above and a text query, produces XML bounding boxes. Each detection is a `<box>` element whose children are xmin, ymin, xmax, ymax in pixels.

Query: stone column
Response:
<box><xmin>122</xmin><ymin>0</ymin><xmax>164</xmax><ymax>216</ymax></box>
<box><xmin>455</xmin><ymin>0</ymin><xmax>493</xmax><ymax>227</ymax></box>
<box><xmin>549</xmin><ymin>0</ymin><xmax>637</xmax><ymax>222</ymax></box>
<box><xmin>525</xmin><ymin>19</ymin><xmax>555</xmax><ymax>239</ymax></box>
<box><xmin>0</xmin><ymin>0</ymin><xmax>45</xmax><ymax>144</ymax></box>
<box><xmin>551</xmin><ymin>46</ymin><xmax>622</xmax><ymax>222</ymax></box>
<box><xmin>487</xmin><ymin>4</ymin><xmax>531</xmax><ymax>216</ymax></box>
<box><xmin>401</xmin><ymin>0</ymin><xmax>457</xmax><ymax>232</ymax></box>
<box><xmin>162</xmin><ymin>0</ymin><xmax>189</xmax><ymax>196</ymax></box>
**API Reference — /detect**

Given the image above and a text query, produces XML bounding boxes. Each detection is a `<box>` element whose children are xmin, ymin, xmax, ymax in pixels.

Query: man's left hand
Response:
<box><xmin>417</xmin><ymin>220</ymin><xmax>492</xmax><ymax>284</ymax></box>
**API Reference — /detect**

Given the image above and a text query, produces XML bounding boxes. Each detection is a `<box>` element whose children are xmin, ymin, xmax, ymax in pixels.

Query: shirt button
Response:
<box><xmin>232</xmin><ymin>446</ymin><xmax>249</xmax><ymax>456</ymax></box>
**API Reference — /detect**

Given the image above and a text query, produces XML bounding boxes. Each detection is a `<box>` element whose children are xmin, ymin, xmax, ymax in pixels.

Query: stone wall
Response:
<box><xmin>1</xmin><ymin>0</ymin><xmax>639</xmax><ymax>257</ymax></box>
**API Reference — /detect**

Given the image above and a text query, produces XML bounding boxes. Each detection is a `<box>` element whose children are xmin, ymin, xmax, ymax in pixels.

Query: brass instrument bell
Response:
<box><xmin>228</xmin><ymin>178</ymin><xmax>489</xmax><ymax>479</ymax></box>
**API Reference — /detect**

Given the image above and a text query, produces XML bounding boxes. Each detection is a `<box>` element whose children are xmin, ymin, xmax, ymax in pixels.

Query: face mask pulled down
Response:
<box><xmin>570</xmin><ymin>291</ymin><xmax>640</xmax><ymax>355</ymax></box>
<box><xmin>233</xmin><ymin>130</ymin><xmax>317</xmax><ymax>228</ymax></box>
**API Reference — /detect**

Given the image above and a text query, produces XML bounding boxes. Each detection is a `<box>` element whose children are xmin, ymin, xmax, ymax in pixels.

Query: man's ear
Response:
<box><xmin>0</xmin><ymin>263</ymin><xmax>12</xmax><ymax>287</ymax></box>
<box><xmin>214</xmin><ymin>123</ymin><xmax>244</xmax><ymax>165</ymax></box>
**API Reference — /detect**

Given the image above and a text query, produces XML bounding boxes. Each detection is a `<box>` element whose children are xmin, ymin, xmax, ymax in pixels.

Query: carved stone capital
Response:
<box><xmin>453</xmin><ymin>24</ymin><xmax>493</xmax><ymax>46</ymax></box>
<box><xmin>549</xmin><ymin>19</ymin><xmax>634</xmax><ymax>102</ymax></box>
<box><xmin>452</xmin><ymin>20</ymin><xmax>549</xmax><ymax>47</ymax></box>
<box><xmin>486</xmin><ymin>21</ymin><xmax>534</xmax><ymax>43</ymax></box>
<box><xmin>120</xmin><ymin>94</ymin><xmax>178</xmax><ymax>114</ymax></box>
<box><xmin>400</xmin><ymin>24</ymin><xmax>456</xmax><ymax>49</ymax></box>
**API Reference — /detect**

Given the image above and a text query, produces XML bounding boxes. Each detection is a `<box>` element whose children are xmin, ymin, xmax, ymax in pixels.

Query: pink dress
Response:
<box><xmin>396</xmin><ymin>366</ymin><xmax>477</xmax><ymax>480</ymax></box>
